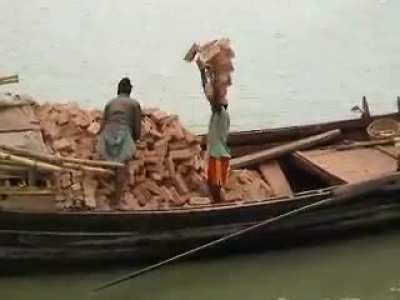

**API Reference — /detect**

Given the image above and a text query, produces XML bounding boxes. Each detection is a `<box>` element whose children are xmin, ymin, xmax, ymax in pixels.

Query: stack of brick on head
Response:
<box><xmin>184</xmin><ymin>38</ymin><xmax>235</xmax><ymax>202</ymax></box>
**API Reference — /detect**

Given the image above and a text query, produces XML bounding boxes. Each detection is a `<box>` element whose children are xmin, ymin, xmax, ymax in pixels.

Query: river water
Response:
<box><xmin>1</xmin><ymin>0</ymin><xmax>400</xmax><ymax>299</ymax></box>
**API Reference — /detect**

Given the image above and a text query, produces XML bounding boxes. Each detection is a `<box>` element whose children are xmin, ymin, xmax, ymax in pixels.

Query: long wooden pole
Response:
<box><xmin>230</xmin><ymin>129</ymin><xmax>341</xmax><ymax>169</ymax></box>
<box><xmin>92</xmin><ymin>171</ymin><xmax>400</xmax><ymax>292</ymax></box>
<box><xmin>0</xmin><ymin>151</ymin><xmax>115</xmax><ymax>175</ymax></box>
<box><xmin>0</xmin><ymin>145</ymin><xmax>124</xmax><ymax>169</ymax></box>
<box><xmin>0</xmin><ymin>151</ymin><xmax>62</xmax><ymax>172</ymax></box>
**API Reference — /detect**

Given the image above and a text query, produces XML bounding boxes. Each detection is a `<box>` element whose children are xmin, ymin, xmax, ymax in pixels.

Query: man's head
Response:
<box><xmin>117</xmin><ymin>77</ymin><xmax>132</xmax><ymax>95</ymax></box>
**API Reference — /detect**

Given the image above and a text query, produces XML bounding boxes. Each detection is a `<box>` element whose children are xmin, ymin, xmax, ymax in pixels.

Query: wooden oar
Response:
<box><xmin>92</xmin><ymin>171</ymin><xmax>400</xmax><ymax>292</ymax></box>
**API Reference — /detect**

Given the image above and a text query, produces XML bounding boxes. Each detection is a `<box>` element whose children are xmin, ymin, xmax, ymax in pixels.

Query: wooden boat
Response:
<box><xmin>2</xmin><ymin>100</ymin><xmax>400</xmax><ymax>266</ymax></box>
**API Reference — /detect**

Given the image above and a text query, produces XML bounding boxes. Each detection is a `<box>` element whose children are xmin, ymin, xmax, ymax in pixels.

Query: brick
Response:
<box><xmin>169</xmin><ymin>186</ymin><xmax>187</xmax><ymax>206</ymax></box>
<box><xmin>160</xmin><ymin>186</ymin><xmax>174</xmax><ymax>202</ymax></box>
<box><xmin>187</xmin><ymin>171</ymin><xmax>204</xmax><ymax>189</ymax></box>
<box><xmin>238</xmin><ymin>171</ymin><xmax>253</xmax><ymax>184</ymax></box>
<box><xmin>189</xmin><ymin>196</ymin><xmax>212</xmax><ymax>206</ymax></box>
<box><xmin>160</xmin><ymin>115</ymin><xmax>178</xmax><ymax>129</ymax></box>
<box><xmin>224</xmin><ymin>190</ymin><xmax>242</xmax><ymax>202</ymax></box>
<box><xmin>168</xmin><ymin>141</ymin><xmax>190</xmax><ymax>151</ymax></box>
<box><xmin>169</xmin><ymin>149</ymin><xmax>193</xmax><ymax>161</ymax></box>
<box><xmin>57</xmin><ymin>110</ymin><xmax>70</xmax><ymax>126</ymax></box>
<box><xmin>87</xmin><ymin>121</ymin><xmax>101</xmax><ymax>135</ymax></box>
<box><xmin>146</xmin><ymin>196</ymin><xmax>161</xmax><ymax>210</ymax></box>
<box><xmin>133</xmin><ymin>188</ymin><xmax>147</xmax><ymax>206</ymax></box>
<box><xmin>143</xmin><ymin>179</ymin><xmax>162</xmax><ymax>196</ymax></box>
<box><xmin>58</xmin><ymin>122</ymin><xmax>83</xmax><ymax>138</ymax></box>
<box><xmin>73</xmin><ymin>112</ymin><xmax>91</xmax><ymax>128</ymax></box>
<box><xmin>184</xmin><ymin>130</ymin><xmax>197</xmax><ymax>143</ymax></box>
<box><xmin>150</xmin><ymin>109</ymin><xmax>169</xmax><ymax>122</ymax></box>
<box><xmin>58</xmin><ymin>173</ymin><xmax>71</xmax><ymax>189</ymax></box>
<box><xmin>145</xmin><ymin>163</ymin><xmax>163</xmax><ymax>173</ymax></box>
<box><xmin>193</xmin><ymin>155</ymin><xmax>204</xmax><ymax>170</ymax></box>
<box><xmin>154</xmin><ymin>137</ymin><xmax>169</xmax><ymax>156</ymax></box>
<box><xmin>150</xmin><ymin>172</ymin><xmax>163</xmax><ymax>182</ymax></box>
<box><xmin>177</xmin><ymin>164</ymin><xmax>189</xmax><ymax>175</ymax></box>
<box><xmin>149</xmin><ymin>129</ymin><xmax>163</xmax><ymax>139</ymax></box>
<box><xmin>154</xmin><ymin>136</ymin><xmax>171</xmax><ymax>148</ymax></box>
<box><xmin>166</xmin><ymin>157</ymin><xmax>176</xmax><ymax>178</ymax></box>
<box><xmin>41</xmin><ymin>120</ymin><xmax>60</xmax><ymax>139</ymax></box>
<box><xmin>182</xmin><ymin>158</ymin><xmax>195</xmax><ymax>168</ymax></box>
<box><xmin>87</xmin><ymin>109</ymin><xmax>102</xmax><ymax>122</ymax></box>
<box><xmin>70</xmin><ymin>182</ymin><xmax>82</xmax><ymax>191</ymax></box>
<box><xmin>172</xmin><ymin>173</ymin><xmax>189</xmax><ymax>194</ymax></box>
<box><xmin>96</xmin><ymin>195</ymin><xmax>111</xmax><ymax>211</ymax></box>
<box><xmin>35</xmin><ymin>103</ymin><xmax>54</xmax><ymax>120</ymax></box>
<box><xmin>135</xmin><ymin>172</ymin><xmax>146</xmax><ymax>184</ymax></box>
<box><xmin>121</xmin><ymin>192</ymin><xmax>141</xmax><ymax>210</ymax></box>
<box><xmin>128</xmin><ymin>169</ymin><xmax>136</xmax><ymax>187</ymax></box>
<box><xmin>171</xmin><ymin>121</ymin><xmax>185</xmax><ymax>140</ymax></box>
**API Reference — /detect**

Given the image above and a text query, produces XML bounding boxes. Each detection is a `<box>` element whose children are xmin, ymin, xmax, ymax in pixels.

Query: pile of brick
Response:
<box><xmin>35</xmin><ymin>103</ymin><xmax>103</xmax><ymax>209</ymax></box>
<box><xmin>35</xmin><ymin>103</ymin><xmax>274</xmax><ymax>211</ymax></box>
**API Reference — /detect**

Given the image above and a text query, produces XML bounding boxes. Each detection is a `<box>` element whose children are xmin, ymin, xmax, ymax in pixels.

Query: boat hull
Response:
<box><xmin>1</xmin><ymin>188</ymin><xmax>399</xmax><ymax>265</ymax></box>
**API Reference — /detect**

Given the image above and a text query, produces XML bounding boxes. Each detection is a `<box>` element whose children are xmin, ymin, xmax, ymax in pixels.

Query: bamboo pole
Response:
<box><xmin>0</xmin><ymin>145</ymin><xmax>124</xmax><ymax>169</ymax></box>
<box><xmin>61</xmin><ymin>162</ymin><xmax>114</xmax><ymax>175</ymax></box>
<box><xmin>0</xmin><ymin>164</ymin><xmax>29</xmax><ymax>172</ymax></box>
<box><xmin>58</xmin><ymin>157</ymin><xmax>124</xmax><ymax>168</ymax></box>
<box><xmin>0</xmin><ymin>150</ymin><xmax>62</xmax><ymax>172</ymax></box>
<box><xmin>0</xmin><ymin>150</ymin><xmax>115</xmax><ymax>175</ymax></box>
<box><xmin>0</xmin><ymin>188</ymin><xmax>55</xmax><ymax>196</ymax></box>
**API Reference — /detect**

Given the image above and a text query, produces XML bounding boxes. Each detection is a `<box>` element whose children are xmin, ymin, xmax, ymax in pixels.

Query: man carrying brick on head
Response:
<box><xmin>97</xmin><ymin>77</ymin><xmax>142</xmax><ymax>203</ymax></box>
<box><xmin>197</xmin><ymin>60</ymin><xmax>231</xmax><ymax>202</ymax></box>
<box><xmin>185</xmin><ymin>38</ymin><xmax>234</xmax><ymax>202</ymax></box>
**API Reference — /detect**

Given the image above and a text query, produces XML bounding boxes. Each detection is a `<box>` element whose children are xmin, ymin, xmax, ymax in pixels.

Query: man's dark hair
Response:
<box><xmin>117</xmin><ymin>77</ymin><xmax>132</xmax><ymax>95</ymax></box>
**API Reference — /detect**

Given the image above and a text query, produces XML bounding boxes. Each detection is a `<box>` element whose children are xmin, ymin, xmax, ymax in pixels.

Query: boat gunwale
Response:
<box><xmin>223</xmin><ymin>112</ymin><xmax>400</xmax><ymax>145</ymax></box>
<box><xmin>0</xmin><ymin>187</ymin><xmax>334</xmax><ymax>216</ymax></box>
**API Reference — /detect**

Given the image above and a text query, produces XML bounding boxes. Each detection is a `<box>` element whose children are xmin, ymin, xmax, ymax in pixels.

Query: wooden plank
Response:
<box><xmin>258</xmin><ymin>161</ymin><xmax>293</xmax><ymax>197</ymax></box>
<box><xmin>292</xmin><ymin>152</ymin><xmax>346</xmax><ymax>185</ymax></box>
<box><xmin>231</xmin><ymin>129</ymin><xmax>341</xmax><ymax>169</ymax></box>
<box><xmin>295</xmin><ymin>148</ymin><xmax>397</xmax><ymax>184</ymax></box>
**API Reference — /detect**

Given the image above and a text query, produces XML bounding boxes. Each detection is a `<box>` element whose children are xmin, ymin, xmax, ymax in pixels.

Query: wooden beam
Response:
<box><xmin>258</xmin><ymin>161</ymin><xmax>293</xmax><ymax>197</ymax></box>
<box><xmin>231</xmin><ymin>129</ymin><xmax>341</xmax><ymax>169</ymax></box>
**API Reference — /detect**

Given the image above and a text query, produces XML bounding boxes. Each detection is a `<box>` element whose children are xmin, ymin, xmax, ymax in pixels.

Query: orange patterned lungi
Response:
<box><xmin>207</xmin><ymin>156</ymin><xmax>230</xmax><ymax>188</ymax></box>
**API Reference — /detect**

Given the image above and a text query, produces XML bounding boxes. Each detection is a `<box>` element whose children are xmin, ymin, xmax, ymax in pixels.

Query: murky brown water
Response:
<box><xmin>1</xmin><ymin>0</ymin><xmax>400</xmax><ymax>299</ymax></box>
